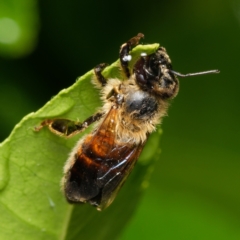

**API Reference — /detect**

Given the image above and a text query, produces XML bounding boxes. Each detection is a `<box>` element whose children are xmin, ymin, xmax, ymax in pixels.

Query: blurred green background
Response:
<box><xmin>0</xmin><ymin>0</ymin><xmax>240</xmax><ymax>239</ymax></box>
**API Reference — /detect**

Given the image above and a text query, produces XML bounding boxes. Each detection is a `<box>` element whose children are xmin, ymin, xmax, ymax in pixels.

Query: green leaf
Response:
<box><xmin>0</xmin><ymin>43</ymin><xmax>161</xmax><ymax>239</ymax></box>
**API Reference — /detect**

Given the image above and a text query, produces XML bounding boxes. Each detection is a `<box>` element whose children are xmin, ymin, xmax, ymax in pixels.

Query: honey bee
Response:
<box><xmin>35</xmin><ymin>33</ymin><xmax>219</xmax><ymax>211</ymax></box>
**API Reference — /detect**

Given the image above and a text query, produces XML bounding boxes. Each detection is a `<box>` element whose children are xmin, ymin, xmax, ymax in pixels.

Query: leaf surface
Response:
<box><xmin>0</xmin><ymin>43</ymin><xmax>161</xmax><ymax>239</ymax></box>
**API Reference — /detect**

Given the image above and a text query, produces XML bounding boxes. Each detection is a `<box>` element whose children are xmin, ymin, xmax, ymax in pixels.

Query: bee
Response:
<box><xmin>35</xmin><ymin>33</ymin><xmax>219</xmax><ymax>211</ymax></box>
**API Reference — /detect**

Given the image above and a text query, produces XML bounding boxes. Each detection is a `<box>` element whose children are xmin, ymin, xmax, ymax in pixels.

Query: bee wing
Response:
<box><xmin>64</xmin><ymin>106</ymin><xmax>146</xmax><ymax>210</ymax></box>
<box><xmin>95</xmin><ymin>142</ymin><xmax>145</xmax><ymax>211</ymax></box>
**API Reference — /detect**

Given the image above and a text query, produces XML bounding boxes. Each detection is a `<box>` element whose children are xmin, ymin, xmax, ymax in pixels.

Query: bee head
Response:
<box><xmin>133</xmin><ymin>47</ymin><xmax>179</xmax><ymax>99</ymax></box>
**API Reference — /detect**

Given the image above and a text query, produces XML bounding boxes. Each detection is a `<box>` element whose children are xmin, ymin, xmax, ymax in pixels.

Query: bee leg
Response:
<box><xmin>120</xmin><ymin>33</ymin><xmax>144</xmax><ymax>78</ymax></box>
<box><xmin>34</xmin><ymin>112</ymin><xmax>103</xmax><ymax>138</ymax></box>
<box><xmin>93</xmin><ymin>63</ymin><xmax>109</xmax><ymax>87</ymax></box>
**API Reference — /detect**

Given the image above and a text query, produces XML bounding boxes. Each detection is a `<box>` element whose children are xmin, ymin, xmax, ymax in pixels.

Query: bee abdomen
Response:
<box><xmin>63</xmin><ymin>133</ymin><xmax>124</xmax><ymax>205</ymax></box>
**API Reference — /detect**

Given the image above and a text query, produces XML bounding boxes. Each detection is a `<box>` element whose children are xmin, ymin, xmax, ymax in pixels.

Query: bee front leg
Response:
<box><xmin>35</xmin><ymin>112</ymin><xmax>103</xmax><ymax>138</ymax></box>
<box><xmin>120</xmin><ymin>33</ymin><xmax>144</xmax><ymax>78</ymax></box>
<box><xmin>93</xmin><ymin>63</ymin><xmax>109</xmax><ymax>87</ymax></box>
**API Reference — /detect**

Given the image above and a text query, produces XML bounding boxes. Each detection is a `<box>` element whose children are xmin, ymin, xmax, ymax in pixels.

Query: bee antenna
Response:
<box><xmin>170</xmin><ymin>69</ymin><xmax>220</xmax><ymax>77</ymax></box>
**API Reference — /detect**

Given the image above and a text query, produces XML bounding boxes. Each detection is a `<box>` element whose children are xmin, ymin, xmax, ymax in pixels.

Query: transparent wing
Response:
<box><xmin>64</xmin><ymin>107</ymin><xmax>146</xmax><ymax>210</ymax></box>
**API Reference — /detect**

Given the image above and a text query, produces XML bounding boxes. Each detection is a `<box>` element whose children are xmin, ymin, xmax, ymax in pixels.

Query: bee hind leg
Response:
<box><xmin>34</xmin><ymin>112</ymin><xmax>103</xmax><ymax>138</ymax></box>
